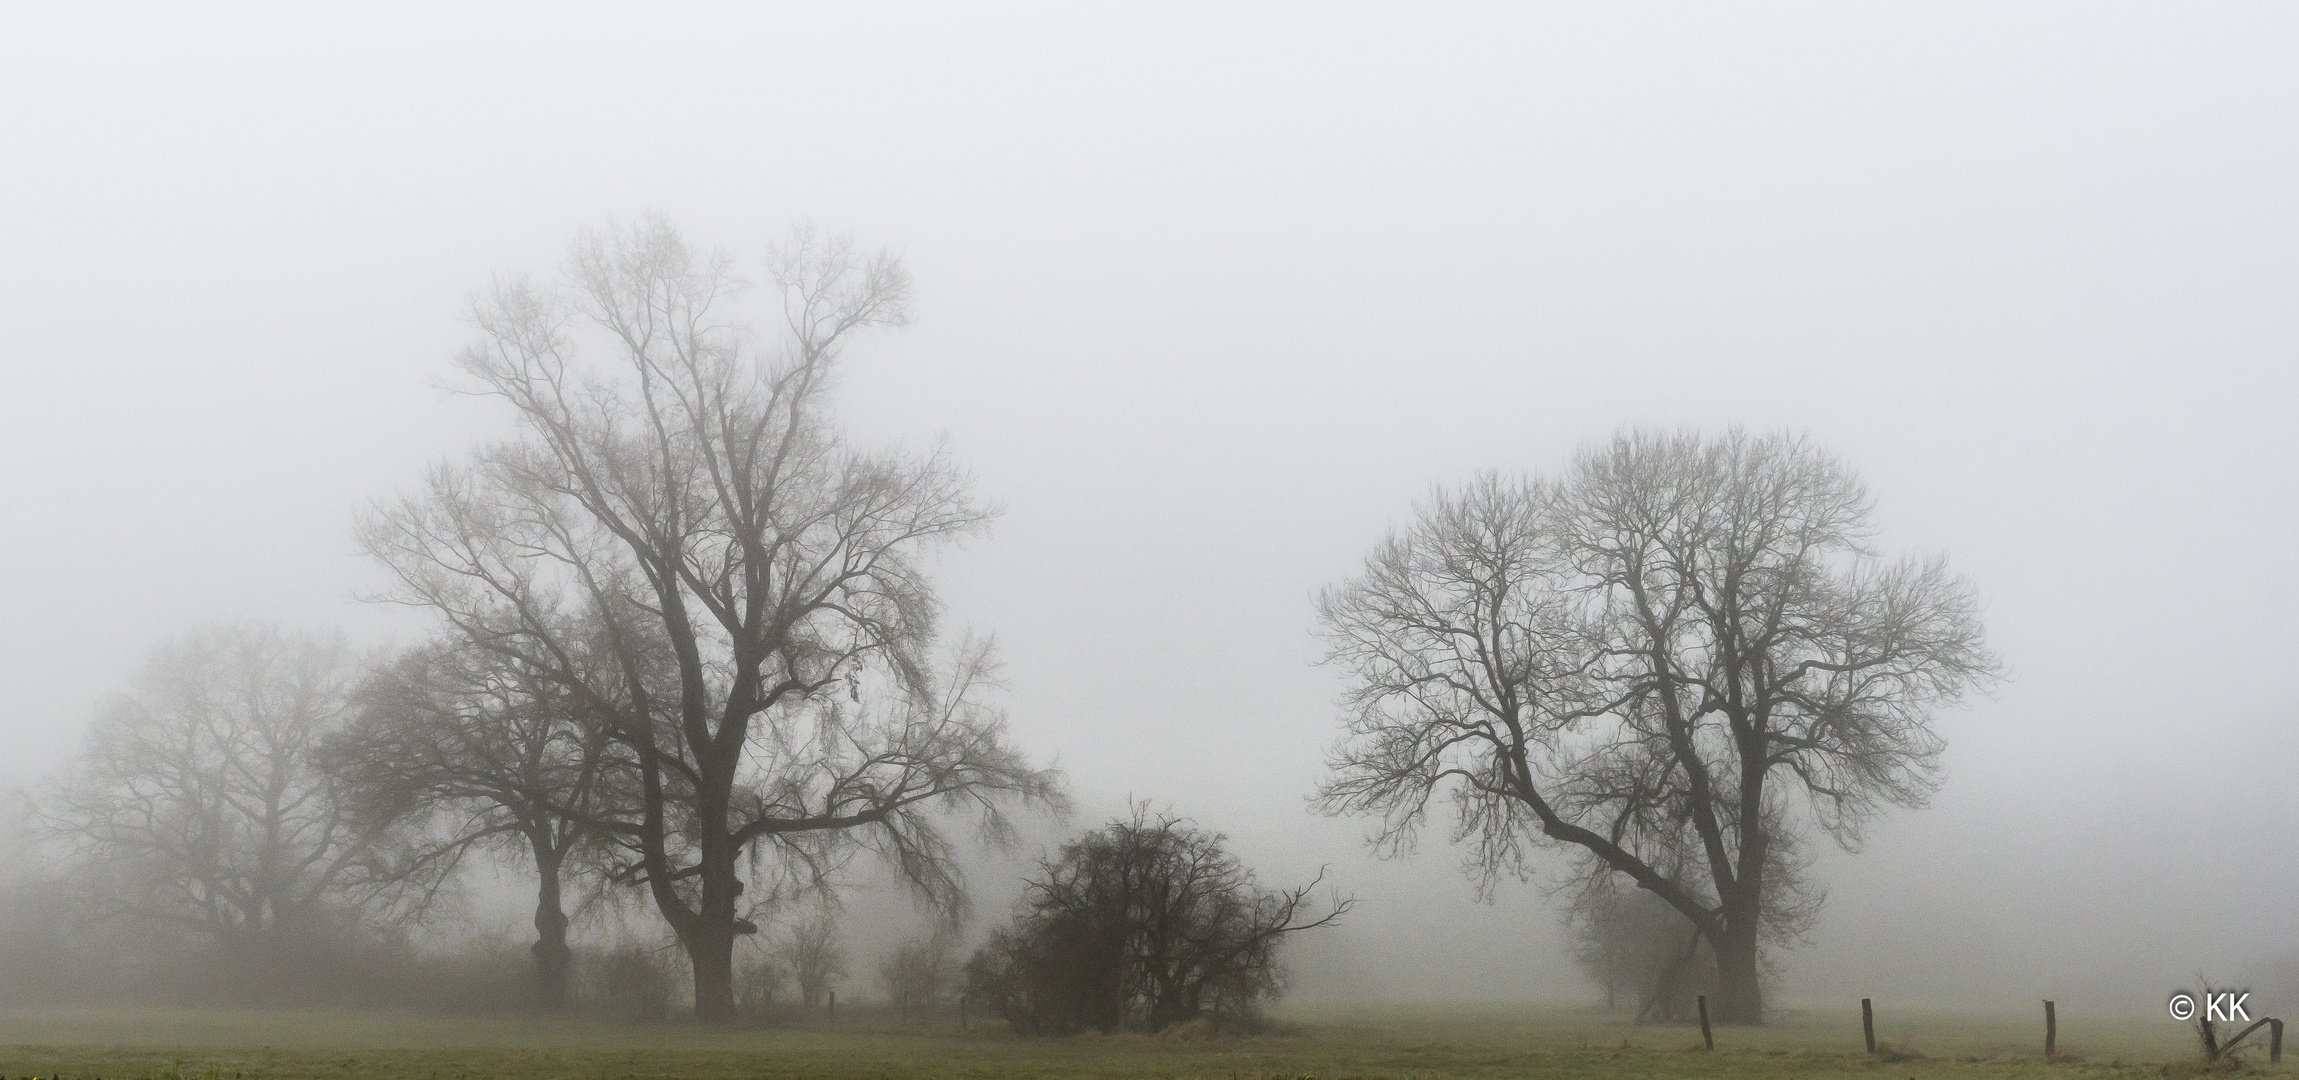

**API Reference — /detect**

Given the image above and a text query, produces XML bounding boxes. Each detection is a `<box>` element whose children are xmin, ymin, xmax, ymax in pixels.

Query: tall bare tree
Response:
<box><xmin>1315</xmin><ymin>430</ymin><xmax>1997</xmax><ymax>1024</ymax></box>
<box><xmin>330</xmin><ymin>627</ymin><xmax>629</xmax><ymax>1009</ymax></box>
<box><xmin>45</xmin><ymin>624</ymin><xmax>439</xmax><ymax>987</ymax></box>
<box><xmin>361</xmin><ymin>217</ymin><xmax>1066</xmax><ymax>1021</ymax></box>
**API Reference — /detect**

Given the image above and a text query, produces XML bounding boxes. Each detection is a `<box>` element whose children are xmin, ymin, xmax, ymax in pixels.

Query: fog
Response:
<box><xmin>3</xmin><ymin>3</ymin><xmax>2295</xmax><ymax>1017</ymax></box>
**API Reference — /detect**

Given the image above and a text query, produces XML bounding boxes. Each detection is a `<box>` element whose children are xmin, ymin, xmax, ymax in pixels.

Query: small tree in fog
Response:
<box><xmin>734</xmin><ymin>946</ymin><xmax>786</xmax><ymax>1017</ymax></box>
<box><xmin>1315</xmin><ymin>430</ymin><xmax>1998</xmax><ymax>1025</ymax></box>
<box><xmin>360</xmin><ymin>217</ymin><xmax>1067</xmax><ymax>1022</ymax></box>
<box><xmin>876</xmin><ymin>932</ymin><xmax>957</xmax><ymax>1019</ymax></box>
<box><xmin>1571</xmin><ymin>870</ymin><xmax>1714</xmax><ymax>1020</ymax></box>
<box><xmin>331</xmin><ymin>627</ymin><xmax>632</xmax><ymax>1010</ymax></box>
<box><xmin>45</xmin><ymin>624</ymin><xmax>440</xmax><ymax>988</ymax></box>
<box><xmin>0</xmin><ymin>787</ymin><xmax>86</xmax><ymax>1002</ymax></box>
<box><xmin>597</xmin><ymin>943</ymin><xmax>677</xmax><ymax>1021</ymax></box>
<box><xmin>966</xmin><ymin>806</ymin><xmax>1351</xmax><ymax>1035</ymax></box>
<box><xmin>778</xmin><ymin>914</ymin><xmax>847</xmax><ymax>1008</ymax></box>
<box><xmin>1567</xmin><ymin>827</ymin><xmax>1818</xmax><ymax>1020</ymax></box>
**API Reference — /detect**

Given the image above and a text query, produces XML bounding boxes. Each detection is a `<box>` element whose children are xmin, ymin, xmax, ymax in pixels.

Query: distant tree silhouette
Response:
<box><xmin>877</xmin><ymin>932</ymin><xmax>958</xmax><ymax>1019</ymax></box>
<box><xmin>45</xmin><ymin>624</ymin><xmax>442</xmax><ymax>993</ymax></box>
<box><xmin>778</xmin><ymin>914</ymin><xmax>847</xmax><ymax>1009</ymax></box>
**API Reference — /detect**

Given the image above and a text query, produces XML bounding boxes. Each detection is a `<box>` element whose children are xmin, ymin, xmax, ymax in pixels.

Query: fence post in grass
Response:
<box><xmin>1862</xmin><ymin>997</ymin><xmax>1876</xmax><ymax>1054</ymax></box>
<box><xmin>2045</xmin><ymin>999</ymin><xmax>2056</xmax><ymax>1060</ymax></box>
<box><xmin>1697</xmin><ymin>994</ymin><xmax>1714</xmax><ymax>1051</ymax></box>
<box><xmin>2271</xmin><ymin>1018</ymin><xmax>2283</xmax><ymax>1063</ymax></box>
<box><xmin>828</xmin><ymin>989</ymin><xmax>836</xmax><ymax>1021</ymax></box>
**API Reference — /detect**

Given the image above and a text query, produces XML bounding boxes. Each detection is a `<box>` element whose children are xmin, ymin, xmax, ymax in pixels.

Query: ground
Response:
<box><xmin>0</xmin><ymin>1002</ymin><xmax>2271</xmax><ymax>1080</ymax></box>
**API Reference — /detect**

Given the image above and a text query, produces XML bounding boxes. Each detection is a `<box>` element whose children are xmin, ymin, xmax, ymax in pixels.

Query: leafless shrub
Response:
<box><xmin>967</xmin><ymin>804</ymin><xmax>1350</xmax><ymax>1035</ymax></box>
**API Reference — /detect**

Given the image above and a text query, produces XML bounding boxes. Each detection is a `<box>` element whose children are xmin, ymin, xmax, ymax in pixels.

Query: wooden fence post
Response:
<box><xmin>1862</xmin><ymin>998</ymin><xmax>1876</xmax><ymax>1054</ymax></box>
<box><xmin>2271</xmin><ymin>1018</ymin><xmax>2283</xmax><ymax>1064</ymax></box>
<box><xmin>2045</xmin><ymin>1000</ymin><xmax>2056</xmax><ymax>1060</ymax></box>
<box><xmin>828</xmin><ymin>989</ymin><xmax>836</xmax><ymax>1021</ymax></box>
<box><xmin>1697</xmin><ymin>994</ymin><xmax>1714</xmax><ymax>1051</ymax></box>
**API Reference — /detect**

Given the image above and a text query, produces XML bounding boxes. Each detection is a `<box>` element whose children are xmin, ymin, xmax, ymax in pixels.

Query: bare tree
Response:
<box><xmin>1564</xmin><ymin>806</ymin><xmax>1821</xmax><ymax>1022</ymax></box>
<box><xmin>877</xmin><ymin>931</ymin><xmax>958</xmax><ymax>1020</ymax></box>
<box><xmin>44</xmin><ymin>624</ymin><xmax>439</xmax><ymax>989</ymax></box>
<box><xmin>1315</xmin><ymin>430</ymin><xmax>1997</xmax><ymax>1024</ymax></box>
<box><xmin>1569</xmin><ymin>869</ymin><xmax>1712</xmax><ymax>1018</ymax></box>
<box><xmin>778</xmin><ymin>912</ymin><xmax>848</xmax><ymax>1009</ymax></box>
<box><xmin>360</xmin><ymin>217</ymin><xmax>1066</xmax><ymax>1022</ymax></box>
<box><xmin>734</xmin><ymin>942</ymin><xmax>786</xmax><ymax>1017</ymax></box>
<box><xmin>330</xmin><ymin>627</ymin><xmax>629</xmax><ymax>1010</ymax></box>
<box><xmin>966</xmin><ymin>805</ymin><xmax>1352</xmax><ymax>1034</ymax></box>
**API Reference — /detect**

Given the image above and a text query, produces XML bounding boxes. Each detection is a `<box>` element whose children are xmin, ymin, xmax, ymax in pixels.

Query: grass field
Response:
<box><xmin>0</xmin><ymin>1002</ymin><xmax>2272</xmax><ymax>1080</ymax></box>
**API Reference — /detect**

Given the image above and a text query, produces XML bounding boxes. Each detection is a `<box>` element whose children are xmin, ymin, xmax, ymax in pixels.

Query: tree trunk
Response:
<box><xmin>689</xmin><ymin>916</ymin><xmax>737</xmax><ymax>1023</ymax></box>
<box><xmin>1717</xmin><ymin>768</ymin><xmax>1768</xmax><ymax>1026</ymax></box>
<box><xmin>531</xmin><ymin>851</ymin><xmax>572</xmax><ymax>1011</ymax></box>
<box><xmin>686</xmin><ymin>821</ymin><xmax>741</xmax><ymax>1023</ymax></box>
<box><xmin>1712</xmin><ymin>924</ymin><xmax>1763</xmax><ymax>1024</ymax></box>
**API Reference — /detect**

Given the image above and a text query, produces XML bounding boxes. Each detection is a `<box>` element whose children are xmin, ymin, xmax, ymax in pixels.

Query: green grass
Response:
<box><xmin>0</xmin><ymin>1002</ymin><xmax>2271</xmax><ymax>1080</ymax></box>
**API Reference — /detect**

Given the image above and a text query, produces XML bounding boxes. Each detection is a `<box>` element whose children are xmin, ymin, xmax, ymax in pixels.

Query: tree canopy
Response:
<box><xmin>1315</xmin><ymin>429</ymin><xmax>1998</xmax><ymax>1023</ymax></box>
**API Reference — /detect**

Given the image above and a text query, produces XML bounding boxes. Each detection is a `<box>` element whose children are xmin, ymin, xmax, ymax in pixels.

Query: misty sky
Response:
<box><xmin>3</xmin><ymin>4</ymin><xmax>2295</xmax><ymax>1012</ymax></box>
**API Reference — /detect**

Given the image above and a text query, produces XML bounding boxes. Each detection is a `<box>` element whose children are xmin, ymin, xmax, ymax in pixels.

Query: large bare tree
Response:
<box><xmin>1315</xmin><ymin>430</ymin><xmax>1997</xmax><ymax>1023</ymax></box>
<box><xmin>45</xmin><ymin>624</ymin><xmax>439</xmax><ymax>984</ymax></box>
<box><xmin>360</xmin><ymin>217</ymin><xmax>1066</xmax><ymax>1022</ymax></box>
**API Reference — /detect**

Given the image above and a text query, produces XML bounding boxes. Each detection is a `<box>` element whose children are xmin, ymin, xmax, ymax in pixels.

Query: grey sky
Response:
<box><xmin>3</xmin><ymin>4</ymin><xmax>2294</xmax><ymax>1009</ymax></box>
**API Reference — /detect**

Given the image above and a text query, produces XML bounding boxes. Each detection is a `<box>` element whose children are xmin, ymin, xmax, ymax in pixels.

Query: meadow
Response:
<box><xmin>0</xmin><ymin>1001</ymin><xmax>2266</xmax><ymax>1080</ymax></box>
